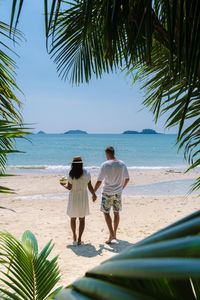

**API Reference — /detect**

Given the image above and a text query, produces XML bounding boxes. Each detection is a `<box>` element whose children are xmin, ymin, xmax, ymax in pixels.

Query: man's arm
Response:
<box><xmin>122</xmin><ymin>165</ymin><xmax>130</xmax><ymax>190</ymax></box>
<box><xmin>88</xmin><ymin>181</ymin><xmax>97</xmax><ymax>202</ymax></box>
<box><xmin>94</xmin><ymin>181</ymin><xmax>102</xmax><ymax>193</ymax></box>
<box><xmin>122</xmin><ymin>178</ymin><xmax>129</xmax><ymax>190</ymax></box>
<box><xmin>94</xmin><ymin>163</ymin><xmax>104</xmax><ymax>193</ymax></box>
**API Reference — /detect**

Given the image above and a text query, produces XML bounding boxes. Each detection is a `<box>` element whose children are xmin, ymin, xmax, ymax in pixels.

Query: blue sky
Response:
<box><xmin>0</xmin><ymin>1</ymin><xmax>176</xmax><ymax>134</ymax></box>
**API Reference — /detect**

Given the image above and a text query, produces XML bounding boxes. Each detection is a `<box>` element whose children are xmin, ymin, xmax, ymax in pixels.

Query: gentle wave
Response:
<box><xmin>7</xmin><ymin>165</ymin><xmax>99</xmax><ymax>171</ymax></box>
<box><xmin>8</xmin><ymin>165</ymin><xmax>47</xmax><ymax>170</ymax></box>
<box><xmin>7</xmin><ymin>164</ymin><xmax>190</xmax><ymax>173</ymax></box>
<box><xmin>127</xmin><ymin>166</ymin><xmax>188</xmax><ymax>170</ymax></box>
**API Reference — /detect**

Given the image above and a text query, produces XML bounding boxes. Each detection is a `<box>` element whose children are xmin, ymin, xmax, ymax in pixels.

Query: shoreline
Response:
<box><xmin>0</xmin><ymin>170</ymin><xmax>199</xmax><ymax>199</ymax></box>
<box><xmin>6</xmin><ymin>165</ymin><xmax>192</xmax><ymax>175</ymax></box>
<box><xmin>5</xmin><ymin>178</ymin><xmax>199</xmax><ymax>200</ymax></box>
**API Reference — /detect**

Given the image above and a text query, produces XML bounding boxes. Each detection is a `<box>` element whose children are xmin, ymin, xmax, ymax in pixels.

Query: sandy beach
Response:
<box><xmin>0</xmin><ymin>170</ymin><xmax>199</xmax><ymax>287</ymax></box>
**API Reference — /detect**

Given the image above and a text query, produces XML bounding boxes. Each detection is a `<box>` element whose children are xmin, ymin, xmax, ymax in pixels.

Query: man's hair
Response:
<box><xmin>105</xmin><ymin>146</ymin><xmax>115</xmax><ymax>156</ymax></box>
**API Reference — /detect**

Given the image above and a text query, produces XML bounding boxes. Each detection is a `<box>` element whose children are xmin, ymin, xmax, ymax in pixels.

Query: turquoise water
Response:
<box><xmin>7</xmin><ymin>134</ymin><xmax>188</xmax><ymax>173</ymax></box>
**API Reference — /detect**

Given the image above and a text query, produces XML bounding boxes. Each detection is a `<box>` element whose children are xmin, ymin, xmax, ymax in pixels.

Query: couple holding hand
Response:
<box><xmin>60</xmin><ymin>146</ymin><xmax>129</xmax><ymax>245</ymax></box>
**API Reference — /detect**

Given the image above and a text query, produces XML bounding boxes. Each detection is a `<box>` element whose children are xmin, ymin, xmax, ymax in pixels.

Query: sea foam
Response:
<box><xmin>7</xmin><ymin>164</ymin><xmax>191</xmax><ymax>174</ymax></box>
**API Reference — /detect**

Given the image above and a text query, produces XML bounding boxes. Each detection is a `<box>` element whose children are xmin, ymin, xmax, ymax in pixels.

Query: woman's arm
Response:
<box><xmin>60</xmin><ymin>182</ymin><xmax>72</xmax><ymax>190</ymax></box>
<box><xmin>88</xmin><ymin>181</ymin><xmax>97</xmax><ymax>201</ymax></box>
<box><xmin>66</xmin><ymin>182</ymin><xmax>72</xmax><ymax>190</ymax></box>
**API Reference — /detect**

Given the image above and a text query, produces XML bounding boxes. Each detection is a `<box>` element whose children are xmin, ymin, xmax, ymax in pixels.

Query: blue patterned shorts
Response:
<box><xmin>101</xmin><ymin>193</ymin><xmax>122</xmax><ymax>213</ymax></box>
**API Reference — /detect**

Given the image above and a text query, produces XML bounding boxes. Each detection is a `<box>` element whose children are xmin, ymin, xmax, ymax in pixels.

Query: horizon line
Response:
<box><xmin>33</xmin><ymin>132</ymin><xmax>177</xmax><ymax>135</ymax></box>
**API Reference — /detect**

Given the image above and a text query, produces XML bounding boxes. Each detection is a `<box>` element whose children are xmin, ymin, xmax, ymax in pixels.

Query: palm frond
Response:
<box><xmin>0</xmin><ymin>230</ymin><xmax>61</xmax><ymax>299</ymax></box>
<box><xmin>10</xmin><ymin>0</ymin><xmax>62</xmax><ymax>37</ymax></box>
<box><xmin>0</xmin><ymin>21</ymin><xmax>30</xmax><ymax>193</ymax></box>
<box><xmin>46</xmin><ymin>0</ymin><xmax>156</xmax><ymax>84</ymax></box>
<box><xmin>10</xmin><ymin>1</ymin><xmax>155</xmax><ymax>83</ymax></box>
<box><xmin>47</xmin><ymin>1</ymin><xmax>125</xmax><ymax>83</ymax></box>
<box><xmin>10</xmin><ymin>0</ymin><xmax>24</xmax><ymax>32</ymax></box>
<box><xmin>0</xmin><ymin>21</ymin><xmax>23</xmax><ymax>123</ymax></box>
<box><xmin>0</xmin><ymin>119</ymin><xmax>30</xmax><ymax>193</ymax></box>
<box><xmin>127</xmin><ymin>34</ymin><xmax>200</xmax><ymax>190</ymax></box>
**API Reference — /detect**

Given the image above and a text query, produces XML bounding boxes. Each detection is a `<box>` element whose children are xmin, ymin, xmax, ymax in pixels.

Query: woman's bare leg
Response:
<box><xmin>78</xmin><ymin>217</ymin><xmax>85</xmax><ymax>245</ymax></box>
<box><xmin>70</xmin><ymin>218</ymin><xmax>77</xmax><ymax>241</ymax></box>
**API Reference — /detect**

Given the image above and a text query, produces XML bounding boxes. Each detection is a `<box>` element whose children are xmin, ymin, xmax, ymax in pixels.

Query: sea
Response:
<box><xmin>7</xmin><ymin>134</ymin><xmax>199</xmax><ymax>196</ymax></box>
<box><xmin>7</xmin><ymin>133</ymin><xmax>187</xmax><ymax>173</ymax></box>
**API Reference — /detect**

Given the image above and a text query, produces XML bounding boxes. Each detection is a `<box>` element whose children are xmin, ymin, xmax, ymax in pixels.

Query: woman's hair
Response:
<box><xmin>69</xmin><ymin>162</ymin><xmax>83</xmax><ymax>179</ymax></box>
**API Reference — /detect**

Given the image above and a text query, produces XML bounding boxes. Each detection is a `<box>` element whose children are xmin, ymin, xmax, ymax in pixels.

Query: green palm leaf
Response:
<box><xmin>52</xmin><ymin>288</ymin><xmax>90</xmax><ymax>300</ymax></box>
<box><xmin>0</xmin><ymin>230</ymin><xmax>61</xmax><ymax>300</ymax></box>
<box><xmin>0</xmin><ymin>18</ymin><xmax>30</xmax><ymax>194</ymax></box>
<box><xmin>0</xmin><ymin>119</ymin><xmax>30</xmax><ymax>193</ymax></box>
<box><xmin>70</xmin><ymin>277</ymin><xmax>155</xmax><ymax>300</ymax></box>
<box><xmin>0</xmin><ymin>21</ymin><xmax>23</xmax><ymax>123</ymax></box>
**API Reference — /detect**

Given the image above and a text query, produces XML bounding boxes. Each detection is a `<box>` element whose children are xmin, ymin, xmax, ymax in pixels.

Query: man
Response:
<box><xmin>93</xmin><ymin>146</ymin><xmax>130</xmax><ymax>244</ymax></box>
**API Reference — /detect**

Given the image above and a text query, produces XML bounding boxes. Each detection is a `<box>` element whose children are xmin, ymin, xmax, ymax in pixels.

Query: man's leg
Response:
<box><xmin>70</xmin><ymin>218</ymin><xmax>77</xmax><ymax>242</ymax></box>
<box><xmin>104</xmin><ymin>213</ymin><xmax>115</xmax><ymax>244</ymax></box>
<box><xmin>113</xmin><ymin>212</ymin><xmax>120</xmax><ymax>239</ymax></box>
<box><xmin>78</xmin><ymin>217</ymin><xmax>85</xmax><ymax>245</ymax></box>
<box><xmin>113</xmin><ymin>194</ymin><xmax>122</xmax><ymax>239</ymax></box>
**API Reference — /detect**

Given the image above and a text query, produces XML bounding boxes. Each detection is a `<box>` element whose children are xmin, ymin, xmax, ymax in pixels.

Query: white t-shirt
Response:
<box><xmin>97</xmin><ymin>160</ymin><xmax>129</xmax><ymax>195</ymax></box>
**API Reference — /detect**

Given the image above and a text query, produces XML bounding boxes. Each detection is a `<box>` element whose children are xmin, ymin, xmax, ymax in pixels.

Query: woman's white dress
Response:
<box><xmin>67</xmin><ymin>169</ymin><xmax>90</xmax><ymax>217</ymax></box>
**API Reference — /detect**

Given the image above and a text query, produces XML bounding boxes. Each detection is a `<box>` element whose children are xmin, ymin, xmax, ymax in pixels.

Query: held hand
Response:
<box><xmin>92</xmin><ymin>194</ymin><xmax>97</xmax><ymax>202</ymax></box>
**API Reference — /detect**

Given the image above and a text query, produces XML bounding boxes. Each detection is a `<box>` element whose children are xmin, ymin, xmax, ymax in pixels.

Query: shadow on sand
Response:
<box><xmin>66</xmin><ymin>239</ymin><xmax>134</xmax><ymax>258</ymax></box>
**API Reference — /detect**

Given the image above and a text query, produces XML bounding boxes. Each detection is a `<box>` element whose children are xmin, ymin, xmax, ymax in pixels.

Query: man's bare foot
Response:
<box><xmin>105</xmin><ymin>235</ymin><xmax>115</xmax><ymax>244</ymax></box>
<box><xmin>77</xmin><ymin>240</ymin><xmax>84</xmax><ymax>245</ymax></box>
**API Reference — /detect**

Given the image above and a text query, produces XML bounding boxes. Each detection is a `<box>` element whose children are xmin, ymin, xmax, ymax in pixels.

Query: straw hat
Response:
<box><xmin>69</xmin><ymin>156</ymin><xmax>83</xmax><ymax>164</ymax></box>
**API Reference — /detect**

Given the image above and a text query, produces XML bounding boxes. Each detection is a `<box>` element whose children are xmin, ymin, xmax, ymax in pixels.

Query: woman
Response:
<box><xmin>60</xmin><ymin>156</ymin><xmax>96</xmax><ymax>245</ymax></box>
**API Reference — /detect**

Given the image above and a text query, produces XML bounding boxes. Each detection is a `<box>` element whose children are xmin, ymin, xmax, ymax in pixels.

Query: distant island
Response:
<box><xmin>123</xmin><ymin>130</ymin><xmax>139</xmax><ymax>134</ymax></box>
<box><xmin>37</xmin><ymin>131</ymin><xmax>46</xmax><ymax>134</ymax></box>
<box><xmin>64</xmin><ymin>130</ymin><xmax>88</xmax><ymax>134</ymax></box>
<box><xmin>123</xmin><ymin>129</ymin><xmax>159</xmax><ymax>134</ymax></box>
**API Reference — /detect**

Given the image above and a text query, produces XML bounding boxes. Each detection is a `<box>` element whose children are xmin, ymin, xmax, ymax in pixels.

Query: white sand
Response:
<box><xmin>0</xmin><ymin>170</ymin><xmax>199</xmax><ymax>286</ymax></box>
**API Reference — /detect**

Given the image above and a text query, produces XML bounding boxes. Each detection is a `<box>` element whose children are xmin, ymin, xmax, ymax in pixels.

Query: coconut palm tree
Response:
<box><xmin>10</xmin><ymin>0</ymin><xmax>200</xmax><ymax>190</ymax></box>
<box><xmin>0</xmin><ymin>20</ymin><xmax>29</xmax><ymax>194</ymax></box>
